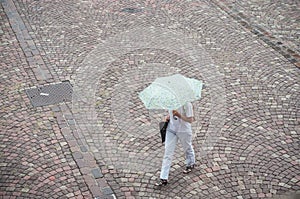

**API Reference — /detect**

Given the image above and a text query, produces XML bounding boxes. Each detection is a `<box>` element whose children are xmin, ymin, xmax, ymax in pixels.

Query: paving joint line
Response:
<box><xmin>1</xmin><ymin>0</ymin><xmax>115</xmax><ymax>198</ymax></box>
<box><xmin>1</xmin><ymin>0</ymin><xmax>53</xmax><ymax>81</ymax></box>
<box><xmin>54</xmin><ymin>103</ymin><xmax>116</xmax><ymax>198</ymax></box>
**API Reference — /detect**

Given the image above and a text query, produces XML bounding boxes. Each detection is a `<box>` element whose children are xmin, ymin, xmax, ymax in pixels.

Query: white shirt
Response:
<box><xmin>168</xmin><ymin>102</ymin><xmax>193</xmax><ymax>133</ymax></box>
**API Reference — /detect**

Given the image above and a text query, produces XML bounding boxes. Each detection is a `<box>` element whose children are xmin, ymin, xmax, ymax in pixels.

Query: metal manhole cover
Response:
<box><xmin>25</xmin><ymin>81</ymin><xmax>73</xmax><ymax>107</ymax></box>
<box><xmin>121</xmin><ymin>7</ymin><xmax>143</xmax><ymax>13</ymax></box>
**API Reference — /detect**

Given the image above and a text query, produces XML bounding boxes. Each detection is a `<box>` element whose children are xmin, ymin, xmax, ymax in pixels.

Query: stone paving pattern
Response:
<box><xmin>0</xmin><ymin>1</ymin><xmax>93</xmax><ymax>198</ymax></box>
<box><xmin>211</xmin><ymin>0</ymin><xmax>300</xmax><ymax>69</ymax></box>
<box><xmin>1</xmin><ymin>0</ymin><xmax>299</xmax><ymax>199</ymax></box>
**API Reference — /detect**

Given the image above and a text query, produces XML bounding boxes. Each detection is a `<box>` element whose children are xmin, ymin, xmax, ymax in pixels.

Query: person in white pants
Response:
<box><xmin>156</xmin><ymin>102</ymin><xmax>195</xmax><ymax>186</ymax></box>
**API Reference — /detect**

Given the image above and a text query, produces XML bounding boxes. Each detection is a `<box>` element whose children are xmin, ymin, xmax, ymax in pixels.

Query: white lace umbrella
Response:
<box><xmin>139</xmin><ymin>74</ymin><xmax>203</xmax><ymax>110</ymax></box>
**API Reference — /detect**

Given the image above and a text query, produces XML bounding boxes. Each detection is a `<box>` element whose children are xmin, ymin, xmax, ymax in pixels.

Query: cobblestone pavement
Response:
<box><xmin>211</xmin><ymin>0</ymin><xmax>300</xmax><ymax>68</ymax></box>
<box><xmin>1</xmin><ymin>0</ymin><xmax>299</xmax><ymax>199</ymax></box>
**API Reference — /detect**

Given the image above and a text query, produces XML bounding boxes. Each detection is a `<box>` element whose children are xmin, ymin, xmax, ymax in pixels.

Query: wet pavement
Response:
<box><xmin>0</xmin><ymin>0</ymin><xmax>299</xmax><ymax>198</ymax></box>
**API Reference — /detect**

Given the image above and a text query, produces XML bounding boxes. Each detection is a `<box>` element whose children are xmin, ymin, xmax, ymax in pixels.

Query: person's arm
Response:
<box><xmin>172</xmin><ymin>110</ymin><xmax>194</xmax><ymax>123</ymax></box>
<box><xmin>165</xmin><ymin>111</ymin><xmax>170</xmax><ymax>122</ymax></box>
<box><xmin>165</xmin><ymin>115</ymin><xmax>170</xmax><ymax>122</ymax></box>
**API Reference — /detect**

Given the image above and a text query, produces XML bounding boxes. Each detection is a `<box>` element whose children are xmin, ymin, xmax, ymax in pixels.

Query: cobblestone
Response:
<box><xmin>211</xmin><ymin>0</ymin><xmax>300</xmax><ymax>69</ymax></box>
<box><xmin>1</xmin><ymin>0</ymin><xmax>299</xmax><ymax>198</ymax></box>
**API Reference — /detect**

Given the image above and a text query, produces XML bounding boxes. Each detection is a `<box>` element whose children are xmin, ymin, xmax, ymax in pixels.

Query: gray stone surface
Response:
<box><xmin>1</xmin><ymin>0</ymin><xmax>299</xmax><ymax>198</ymax></box>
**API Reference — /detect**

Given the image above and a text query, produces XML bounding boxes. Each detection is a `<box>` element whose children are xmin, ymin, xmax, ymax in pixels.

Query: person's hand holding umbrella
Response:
<box><xmin>173</xmin><ymin>110</ymin><xmax>194</xmax><ymax>123</ymax></box>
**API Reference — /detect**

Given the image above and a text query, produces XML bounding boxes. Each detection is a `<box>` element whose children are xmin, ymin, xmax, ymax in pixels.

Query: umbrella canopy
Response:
<box><xmin>139</xmin><ymin>74</ymin><xmax>203</xmax><ymax>110</ymax></box>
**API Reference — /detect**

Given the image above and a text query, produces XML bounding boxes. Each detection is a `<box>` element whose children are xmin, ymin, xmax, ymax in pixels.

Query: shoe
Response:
<box><xmin>183</xmin><ymin>165</ymin><xmax>195</xmax><ymax>174</ymax></box>
<box><xmin>155</xmin><ymin>179</ymin><xmax>168</xmax><ymax>186</ymax></box>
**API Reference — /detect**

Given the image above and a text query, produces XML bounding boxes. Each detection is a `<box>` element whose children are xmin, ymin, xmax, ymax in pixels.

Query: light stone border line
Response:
<box><xmin>72</xmin><ymin>26</ymin><xmax>227</xmax><ymax>172</ymax></box>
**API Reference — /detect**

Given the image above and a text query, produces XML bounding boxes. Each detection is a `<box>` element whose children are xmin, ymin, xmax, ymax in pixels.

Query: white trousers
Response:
<box><xmin>160</xmin><ymin>129</ymin><xmax>195</xmax><ymax>180</ymax></box>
